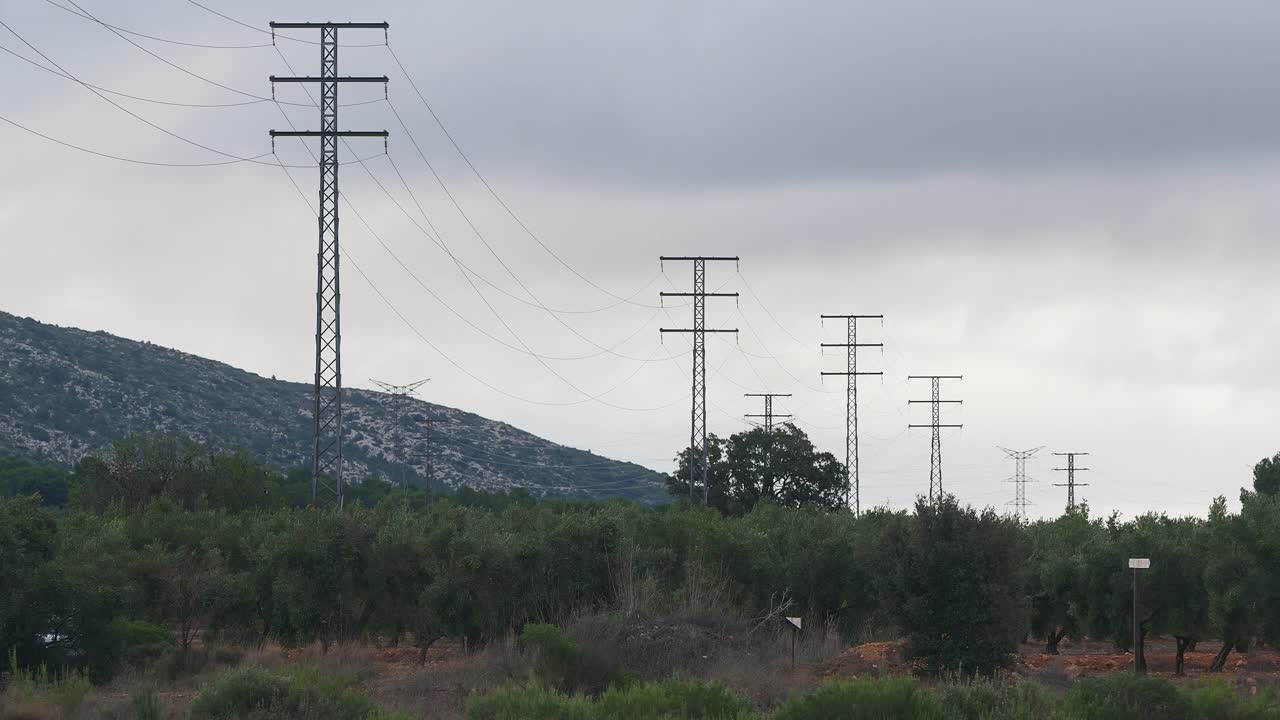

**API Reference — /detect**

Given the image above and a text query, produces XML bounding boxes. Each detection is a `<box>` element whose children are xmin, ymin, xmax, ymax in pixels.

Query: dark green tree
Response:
<box><xmin>1253</xmin><ymin>452</ymin><xmax>1280</xmax><ymax>496</ymax></box>
<box><xmin>887</xmin><ymin>496</ymin><xmax>1027</xmax><ymax>675</ymax></box>
<box><xmin>666</xmin><ymin>424</ymin><xmax>847</xmax><ymax>516</ymax></box>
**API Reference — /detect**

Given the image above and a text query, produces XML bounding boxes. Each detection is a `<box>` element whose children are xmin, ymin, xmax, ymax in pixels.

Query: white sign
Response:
<box><xmin>1128</xmin><ymin>558</ymin><xmax>1151</xmax><ymax>569</ymax></box>
<box><xmin>785</xmin><ymin>616</ymin><xmax>802</xmax><ymax>630</ymax></box>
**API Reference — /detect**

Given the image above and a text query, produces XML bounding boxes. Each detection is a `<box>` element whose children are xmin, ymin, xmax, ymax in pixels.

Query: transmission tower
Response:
<box><xmin>820</xmin><ymin>314</ymin><xmax>883</xmax><ymax>515</ymax></box>
<box><xmin>269</xmin><ymin>21</ymin><xmax>389</xmax><ymax>509</ymax></box>
<box><xmin>1000</xmin><ymin>446</ymin><xmax>1043</xmax><ymax>519</ymax></box>
<box><xmin>660</xmin><ymin>256</ymin><xmax>739</xmax><ymax>504</ymax></box>
<box><xmin>370</xmin><ymin>378</ymin><xmax>431</xmax><ymax>489</ymax></box>
<box><xmin>744</xmin><ymin>392</ymin><xmax>792</xmax><ymax>431</ymax></box>
<box><xmin>1053</xmin><ymin>452</ymin><xmax>1091</xmax><ymax>513</ymax></box>
<box><xmin>908</xmin><ymin>375</ymin><xmax>963</xmax><ymax>503</ymax></box>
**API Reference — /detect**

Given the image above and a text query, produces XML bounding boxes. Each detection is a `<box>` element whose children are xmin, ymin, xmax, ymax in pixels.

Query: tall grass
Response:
<box><xmin>2</xmin><ymin>648</ymin><xmax>92</xmax><ymax>714</ymax></box>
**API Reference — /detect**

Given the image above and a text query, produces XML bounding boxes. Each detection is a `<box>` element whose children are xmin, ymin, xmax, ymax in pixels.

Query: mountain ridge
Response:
<box><xmin>0</xmin><ymin>311</ymin><xmax>668</xmax><ymax>503</ymax></box>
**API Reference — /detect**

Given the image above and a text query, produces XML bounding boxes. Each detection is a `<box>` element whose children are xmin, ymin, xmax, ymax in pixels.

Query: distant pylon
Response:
<box><xmin>908</xmin><ymin>375</ymin><xmax>963</xmax><ymax>503</ymax></box>
<box><xmin>370</xmin><ymin>378</ymin><xmax>431</xmax><ymax>489</ymax></box>
<box><xmin>1000</xmin><ymin>446</ymin><xmax>1043</xmax><ymax>519</ymax></box>
<box><xmin>744</xmin><ymin>392</ymin><xmax>792</xmax><ymax>432</ymax></box>
<box><xmin>1053</xmin><ymin>452</ymin><xmax>1091</xmax><ymax>513</ymax></box>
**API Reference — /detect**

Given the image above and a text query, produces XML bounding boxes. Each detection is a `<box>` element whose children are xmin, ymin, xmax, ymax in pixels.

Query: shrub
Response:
<box><xmin>3</xmin><ymin>649</ymin><xmax>91</xmax><ymax>714</ymax></box>
<box><xmin>464</xmin><ymin>686</ymin><xmax>592</xmax><ymax>720</ymax></box>
<box><xmin>936</xmin><ymin>677</ymin><xmax>1059</xmax><ymax>719</ymax></box>
<box><xmin>520</xmin><ymin>623</ymin><xmax>624</xmax><ymax>695</ymax></box>
<box><xmin>1063</xmin><ymin>674</ymin><xmax>1193</xmax><ymax>720</ymax></box>
<box><xmin>188</xmin><ymin>666</ymin><xmax>405</xmax><ymax>720</ymax></box>
<box><xmin>1184</xmin><ymin>680</ymin><xmax>1280</xmax><ymax>720</ymax></box>
<box><xmin>130</xmin><ymin>687</ymin><xmax>163</xmax><ymax>720</ymax></box>
<box><xmin>772</xmin><ymin>677</ymin><xmax>945</xmax><ymax>720</ymax></box>
<box><xmin>596</xmin><ymin>677</ymin><xmax>759</xmax><ymax>719</ymax></box>
<box><xmin>111</xmin><ymin>618</ymin><xmax>174</xmax><ymax>670</ymax></box>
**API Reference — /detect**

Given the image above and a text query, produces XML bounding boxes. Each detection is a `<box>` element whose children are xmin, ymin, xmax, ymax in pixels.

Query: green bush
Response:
<box><xmin>772</xmin><ymin>677</ymin><xmax>945</xmax><ymax>720</ymax></box>
<box><xmin>1184</xmin><ymin>680</ymin><xmax>1280</xmax><ymax>720</ymax></box>
<box><xmin>1063</xmin><ymin>674</ymin><xmax>1193</xmax><ymax>720</ymax></box>
<box><xmin>520</xmin><ymin>622</ymin><xmax>624</xmax><ymax>695</ymax></box>
<box><xmin>596</xmin><ymin>677</ymin><xmax>758</xmax><ymax>719</ymax></box>
<box><xmin>188</xmin><ymin>666</ymin><xmax>405</xmax><ymax>720</ymax></box>
<box><xmin>112</xmin><ymin>618</ymin><xmax>174</xmax><ymax>670</ymax></box>
<box><xmin>465</xmin><ymin>686</ymin><xmax>593</xmax><ymax>720</ymax></box>
<box><xmin>936</xmin><ymin>678</ymin><xmax>1059</xmax><ymax>719</ymax></box>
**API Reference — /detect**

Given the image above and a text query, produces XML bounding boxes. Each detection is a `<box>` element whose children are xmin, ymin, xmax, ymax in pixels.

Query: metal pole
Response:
<box><xmin>1133</xmin><ymin>568</ymin><xmax>1140</xmax><ymax>674</ymax></box>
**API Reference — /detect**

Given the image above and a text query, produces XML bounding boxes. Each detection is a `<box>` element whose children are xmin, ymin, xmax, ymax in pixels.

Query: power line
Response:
<box><xmin>43</xmin><ymin>0</ymin><xmax>271</xmax><ymax>49</ymax></box>
<box><xmin>385</xmin><ymin>44</ymin><xmax>660</xmax><ymax>310</ymax></box>
<box><xmin>45</xmin><ymin>2</ymin><xmax>381</xmax><ymax>108</ymax></box>
<box><xmin>0</xmin><ymin>17</ymin><xmax>333</xmax><ymax>167</ymax></box>
<box><xmin>269</xmin><ymin>53</ymin><xmax>692</xmax><ymax>412</ymax></box>
<box><xmin>183</xmin><ymin>0</ymin><xmax>386</xmax><ymax>47</ymax></box>
<box><xmin>821</xmin><ymin>314</ymin><xmax>884</xmax><ymax>515</ymax></box>
<box><xmin>908</xmin><ymin>375</ymin><xmax>963</xmax><ymax>503</ymax></box>
<box><xmin>0</xmin><ymin>112</ymin><xmax>265</xmax><ymax>167</ymax></box>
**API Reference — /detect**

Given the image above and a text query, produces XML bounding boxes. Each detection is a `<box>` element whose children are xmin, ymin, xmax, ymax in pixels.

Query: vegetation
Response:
<box><xmin>463</xmin><ymin>675</ymin><xmax>1280</xmax><ymax>720</ymax></box>
<box><xmin>3</xmin><ymin>435</ymin><xmax>1280</xmax><ymax>718</ymax></box>
<box><xmin>666</xmin><ymin>424</ymin><xmax>847</xmax><ymax>515</ymax></box>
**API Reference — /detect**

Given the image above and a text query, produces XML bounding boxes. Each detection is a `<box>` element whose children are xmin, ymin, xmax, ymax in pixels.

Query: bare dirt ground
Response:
<box><xmin>822</xmin><ymin>636</ymin><xmax>1280</xmax><ymax>694</ymax></box>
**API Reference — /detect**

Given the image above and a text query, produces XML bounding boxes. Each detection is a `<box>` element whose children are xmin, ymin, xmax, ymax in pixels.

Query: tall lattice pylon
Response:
<box><xmin>1000</xmin><ymin>446</ymin><xmax>1043</xmax><ymax>519</ymax></box>
<box><xmin>820</xmin><ymin>314</ymin><xmax>883</xmax><ymax>515</ymax></box>
<box><xmin>660</xmin><ymin>256</ymin><xmax>739</xmax><ymax>504</ymax></box>
<box><xmin>270</xmin><ymin>21</ymin><xmax>389</xmax><ymax>509</ymax></box>
<box><xmin>908</xmin><ymin>375</ymin><xmax>963</xmax><ymax>503</ymax></box>
<box><xmin>1053</xmin><ymin>452</ymin><xmax>1091</xmax><ymax>513</ymax></box>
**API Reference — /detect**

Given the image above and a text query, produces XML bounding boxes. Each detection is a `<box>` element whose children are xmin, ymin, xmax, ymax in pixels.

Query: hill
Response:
<box><xmin>0</xmin><ymin>311</ymin><xmax>668</xmax><ymax>503</ymax></box>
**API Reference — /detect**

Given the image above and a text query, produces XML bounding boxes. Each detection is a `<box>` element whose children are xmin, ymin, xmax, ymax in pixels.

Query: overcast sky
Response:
<box><xmin>3</xmin><ymin>0</ymin><xmax>1279</xmax><ymax>518</ymax></box>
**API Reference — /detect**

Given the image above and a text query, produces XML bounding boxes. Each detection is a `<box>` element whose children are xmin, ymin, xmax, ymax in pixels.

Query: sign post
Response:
<box><xmin>785</xmin><ymin>617</ymin><xmax>802</xmax><ymax>670</ymax></box>
<box><xmin>1129</xmin><ymin>558</ymin><xmax>1151</xmax><ymax>674</ymax></box>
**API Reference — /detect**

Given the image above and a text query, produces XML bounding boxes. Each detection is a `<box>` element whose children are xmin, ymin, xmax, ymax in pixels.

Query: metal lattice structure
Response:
<box><xmin>821</xmin><ymin>315</ymin><xmax>883</xmax><ymax>515</ymax></box>
<box><xmin>744</xmin><ymin>392</ymin><xmax>792</xmax><ymax>432</ymax></box>
<box><xmin>660</xmin><ymin>256</ymin><xmax>738</xmax><ymax>504</ymax></box>
<box><xmin>1053</xmin><ymin>452</ymin><xmax>1091</xmax><ymax>513</ymax></box>
<box><xmin>1000</xmin><ymin>446</ymin><xmax>1043</xmax><ymax>519</ymax></box>
<box><xmin>908</xmin><ymin>375</ymin><xmax>963</xmax><ymax>503</ymax></box>
<box><xmin>370</xmin><ymin>378</ymin><xmax>432</xmax><ymax>489</ymax></box>
<box><xmin>270</xmin><ymin>21</ymin><xmax>389</xmax><ymax>509</ymax></box>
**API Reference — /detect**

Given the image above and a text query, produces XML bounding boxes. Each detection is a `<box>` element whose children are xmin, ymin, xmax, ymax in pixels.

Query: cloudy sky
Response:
<box><xmin>3</xmin><ymin>0</ymin><xmax>1278</xmax><ymax>518</ymax></box>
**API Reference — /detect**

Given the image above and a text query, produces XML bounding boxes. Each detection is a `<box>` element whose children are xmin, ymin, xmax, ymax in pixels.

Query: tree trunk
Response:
<box><xmin>1187</xmin><ymin>639</ymin><xmax>1198</xmax><ymax>652</ymax></box>
<box><xmin>1210</xmin><ymin>641</ymin><xmax>1235</xmax><ymax>672</ymax></box>
<box><xmin>1174</xmin><ymin>636</ymin><xmax>1191</xmax><ymax>676</ymax></box>
<box><xmin>1046</xmin><ymin>628</ymin><xmax>1067</xmax><ymax>655</ymax></box>
<box><xmin>1136</xmin><ymin>625</ymin><xmax>1148</xmax><ymax>674</ymax></box>
<box><xmin>417</xmin><ymin>636</ymin><xmax>438</xmax><ymax>665</ymax></box>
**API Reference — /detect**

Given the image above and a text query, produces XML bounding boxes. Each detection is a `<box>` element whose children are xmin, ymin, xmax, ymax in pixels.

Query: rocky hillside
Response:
<box><xmin>0</xmin><ymin>311</ymin><xmax>668</xmax><ymax>503</ymax></box>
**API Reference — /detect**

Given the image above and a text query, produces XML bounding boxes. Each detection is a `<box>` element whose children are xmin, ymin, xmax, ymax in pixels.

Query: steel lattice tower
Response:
<box><xmin>370</xmin><ymin>378</ymin><xmax>431</xmax><ymax>489</ymax></box>
<box><xmin>1000</xmin><ymin>446</ymin><xmax>1043</xmax><ymax>519</ymax></box>
<box><xmin>820</xmin><ymin>315</ymin><xmax>883</xmax><ymax>515</ymax></box>
<box><xmin>744</xmin><ymin>392</ymin><xmax>792</xmax><ymax>431</ymax></box>
<box><xmin>1053</xmin><ymin>452</ymin><xmax>1091</xmax><ymax>513</ymax></box>
<box><xmin>270</xmin><ymin>21</ymin><xmax>389</xmax><ymax>509</ymax></box>
<box><xmin>661</xmin><ymin>256</ymin><xmax>738</xmax><ymax>504</ymax></box>
<box><xmin>908</xmin><ymin>375</ymin><xmax>963</xmax><ymax>503</ymax></box>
